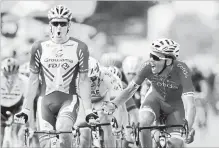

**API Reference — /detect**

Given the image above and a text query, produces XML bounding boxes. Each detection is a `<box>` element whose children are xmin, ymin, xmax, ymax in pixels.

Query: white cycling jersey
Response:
<box><xmin>1</xmin><ymin>73</ymin><xmax>28</xmax><ymax>107</ymax></box>
<box><xmin>89</xmin><ymin>67</ymin><xmax>128</xmax><ymax>128</ymax></box>
<box><xmin>90</xmin><ymin>67</ymin><xmax>123</xmax><ymax>103</ymax></box>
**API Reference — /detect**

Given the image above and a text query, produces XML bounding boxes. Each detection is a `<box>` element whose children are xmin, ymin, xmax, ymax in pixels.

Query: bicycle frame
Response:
<box><xmin>126</xmin><ymin>119</ymin><xmax>189</xmax><ymax>148</ymax></box>
<box><xmin>73</xmin><ymin>122</ymin><xmax>111</xmax><ymax>148</ymax></box>
<box><xmin>24</xmin><ymin>128</ymin><xmax>73</xmax><ymax>147</ymax></box>
<box><xmin>72</xmin><ymin>116</ymin><xmax>121</xmax><ymax>148</ymax></box>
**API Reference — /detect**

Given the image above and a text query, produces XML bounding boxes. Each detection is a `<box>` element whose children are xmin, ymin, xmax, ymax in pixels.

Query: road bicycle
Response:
<box><xmin>126</xmin><ymin>119</ymin><xmax>189</xmax><ymax>148</ymax></box>
<box><xmin>72</xmin><ymin>116</ymin><xmax>121</xmax><ymax>148</ymax></box>
<box><xmin>24</xmin><ymin>117</ymin><xmax>119</xmax><ymax>148</ymax></box>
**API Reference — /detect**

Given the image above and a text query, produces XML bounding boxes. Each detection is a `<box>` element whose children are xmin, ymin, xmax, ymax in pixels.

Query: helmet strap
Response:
<box><xmin>157</xmin><ymin>59</ymin><xmax>174</xmax><ymax>75</ymax></box>
<box><xmin>158</xmin><ymin>60</ymin><xmax>167</xmax><ymax>75</ymax></box>
<box><xmin>67</xmin><ymin>22</ymin><xmax>70</xmax><ymax>34</ymax></box>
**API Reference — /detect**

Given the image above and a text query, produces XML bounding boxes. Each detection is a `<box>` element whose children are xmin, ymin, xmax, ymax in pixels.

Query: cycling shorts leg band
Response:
<box><xmin>169</xmin><ymin>132</ymin><xmax>184</xmax><ymax>141</ymax></box>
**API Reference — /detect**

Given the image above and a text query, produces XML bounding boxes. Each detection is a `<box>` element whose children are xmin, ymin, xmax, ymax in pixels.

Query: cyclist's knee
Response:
<box><xmin>167</xmin><ymin>137</ymin><xmax>184</xmax><ymax>148</ymax></box>
<box><xmin>139</xmin><ymin>107</ymin><xmax>156</xmax><ymax>126</ymax></box>
<box><xmin>56</xmin><ymin>116</ymin><xmax>73</xmax><ymax>146</ymax></box>
<box><xmin>56</xmin><ymin>115</ymin><xmax>74</xmax><ymax>131</ymax></box>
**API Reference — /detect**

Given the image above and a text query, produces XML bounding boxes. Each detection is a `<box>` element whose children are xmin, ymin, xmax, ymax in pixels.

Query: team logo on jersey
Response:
<box><xmin>44</xmin><ymin>58</ymin><xmax>73</xmax><ymax>63</ymax></box>
<box><xmin>151</xmin><ymin>76</ymin><xmax>179</xmax><ymax>89</ymax></box>
<box><xmin>48</xmin><ymin>63</ymin><xmax>70</xmax><ymax>70</ymax></box>
<box><xmin>55</xmin><ymin>50</ymin><xmax>63</xmax><ymax>57</ymax></box>
<box><xmin>61</xmin><ymin>63</ymin><xmax>70</xmax><ymax>70</ymax></box>
<box><xmin>177</xmin><ymin>63</ymin><xmax>189</xmax><ymax>78</ymax></box>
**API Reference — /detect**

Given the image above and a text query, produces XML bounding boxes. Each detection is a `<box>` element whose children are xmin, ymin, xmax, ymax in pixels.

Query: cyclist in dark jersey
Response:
<box><xmin>102</xmin><ymin>38</ymin><xmax>196</xmax><ymax>148</ymax></box>
<box><xmin>14</xmin><ymin>5</ymin><xmax>98</xmax><ymax>148</ymax></box>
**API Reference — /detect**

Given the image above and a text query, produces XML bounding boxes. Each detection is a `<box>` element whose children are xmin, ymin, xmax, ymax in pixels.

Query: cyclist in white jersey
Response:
<box><xmin>77</xmin><ymin>57</ymin><xmax>128</xmax><ymax>148</ymax></box>
<box><xmin>1</xmin><ymin>58</ymin><xmax>28</xmax><ymax>147</ymax></box>
<box><xmin>14</xmin><ymin>5</ymin><xmax>98</xmax><ymax>148</ymax></box>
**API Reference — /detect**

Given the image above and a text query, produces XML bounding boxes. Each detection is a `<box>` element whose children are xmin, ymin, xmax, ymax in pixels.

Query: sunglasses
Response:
<box><xmin>150</xmin><ymin>53</ymin><xmax>167</xmax><ymax>61</ymax></box>
<box><xmin>51</xmin><ymin>22</ymin><xmax>68</xmax><ymax>27</ymax></box>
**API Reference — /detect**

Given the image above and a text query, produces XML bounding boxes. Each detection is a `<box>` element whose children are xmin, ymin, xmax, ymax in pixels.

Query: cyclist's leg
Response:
<box><xmin>37</xmin><ymin>96</ymin><xmax>57</xmax><ymax>148</ymax></box>
<box><xmin>165</xmin><ymin>100</ymin><xmax>185</xmax><ymax>148</ymax></box>
<box><xmin>97</xmin><ymin>110</ymin><xmax>116</xmax><ymax>148</ymax></box>
<box><xmin>139</xmin><ymin>87</ymin><xmax>160</xmax><ymax>148</ymax></box>
<box><xmin>74</xmin><ymin>97</ymin><xmax>91</xmax><ymax>148</ymax></box>
<box><xmin>56</xmin><ymin>95</ymin><xmax>79</xmax><ymax>148</ymax></box>
<box><xmin>107</xmin><ymin>104</ymin><xmax>128</xmax><ymax>148</ymax></box>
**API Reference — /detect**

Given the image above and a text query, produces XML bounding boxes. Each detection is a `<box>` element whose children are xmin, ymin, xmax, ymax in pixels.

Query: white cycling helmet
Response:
<box><xmin>122</xmin><ymin>56</ymin><xmax>141</xmax><ymax>74</ymax></box>
<box><xmin>1</xmin><ymin>57</ymin><xmax>19</xmax><ymax>76</ymax></box>
<box><xmin>48</xmin><ymin>5</ymin><xmax>73</xmax><ymax>21</ymax></box>
<box><xmin>108</xmin><ymin>66</ymin><xmax>122</xmax><ymax>79</ymax></box>
<box><xmin>100</xmin><ymin>52</ymin><xmax>123</xmax><ymax>68</ymax></box>
<box><xmin>151</xmin><ymin>38</ymin><xmax>180</xmax><ymax>59</ymax></box>
<box><xmin>88</xmin><ymin>57</ymin><xmax>101</xmax><ymax>78</ymax></box>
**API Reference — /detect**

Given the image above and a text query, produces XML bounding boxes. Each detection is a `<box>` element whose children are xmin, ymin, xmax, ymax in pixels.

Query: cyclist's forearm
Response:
<box><xmin>112</xmin><ymin>82</ymin><xmax>139</xmax><ymax>107</ymax></box>
<box><xmin>79</xmin><ymin>76</ymin><xmax>92</xmax><ymax>114</ymax></box>
<box><xmin>186</xmin><ymin>104</ymin><xmax>196</xmax><ymax>130</ymax></box>
<box><xmin>183</xmin><ymin>95</ymin><xmax>196</xmax><ymax>130</ymax></box>
<box><xmin>22</xmin><ymin>73</ymin><xmax>39</xmax><ymax>110</ymax></box>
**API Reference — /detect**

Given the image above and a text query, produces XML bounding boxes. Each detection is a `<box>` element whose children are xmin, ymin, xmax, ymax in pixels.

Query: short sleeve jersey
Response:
<box><xmin>29</xmin><ymin>37</ymin><xmax>89</xmax><ymax>96</ymax></box>
<box><xmin>134</xmin><ymin>60</ymin><xmax>194</xmax><ymax>102</ymax></box>
<box><xmin>90</xmin><ymin>67</ymin><xmax>123</xmax><ymax>103</ymax></box>
<box><xmin>1</xmin><ymin>73</ymin><xmax>28</xmax><ymax>107</ymax></box>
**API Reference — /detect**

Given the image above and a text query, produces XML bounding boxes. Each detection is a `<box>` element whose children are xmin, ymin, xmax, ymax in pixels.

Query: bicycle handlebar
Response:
<box><xmin>126</xmin><ymin>119</ymin><xmax>189</xmax><ymax>146</ymax></box>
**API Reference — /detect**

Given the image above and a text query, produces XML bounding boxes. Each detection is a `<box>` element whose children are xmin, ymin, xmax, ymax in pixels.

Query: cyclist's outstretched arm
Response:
<box><xmin>179</xmin><ymin>63</ymin><xmax>196</xmax><ymax>130</ymax></box>
<box><xmin>111</xmin><ymin>62</ymin><xmax>150</xmax><ymax>107</ymax></box>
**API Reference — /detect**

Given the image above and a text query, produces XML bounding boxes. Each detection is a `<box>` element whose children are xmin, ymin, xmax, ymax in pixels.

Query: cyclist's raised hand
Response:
<box><xmin>101</xmin><ymin>101</ymin><xmax>117</xmax><ymax>115</ymax></box>
<box><xmin>185</xmin><ymin>128</ymin><xmax>195</xmax><ymax>144</ymax></box>
<box><xmin>14</xmin><ymin>108</ymin><xmax>30</xmax><ymax>124</ymax></box>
